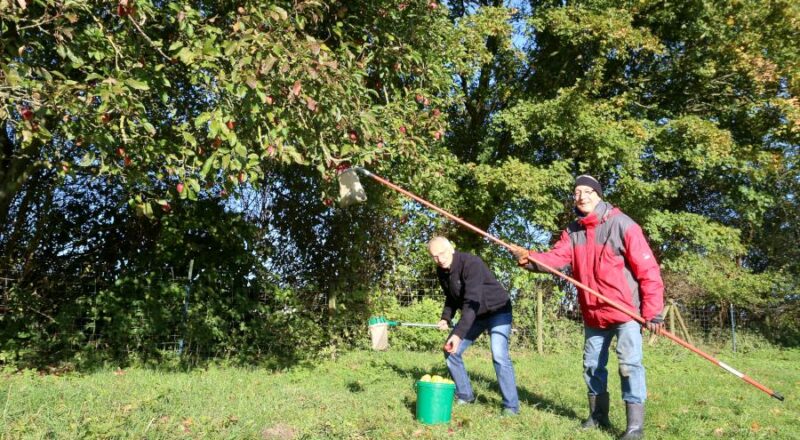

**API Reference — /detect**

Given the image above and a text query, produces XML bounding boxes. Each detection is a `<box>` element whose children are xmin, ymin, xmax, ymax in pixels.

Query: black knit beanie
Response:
<box><xmin>575</xmin><ymin>175</ymin><xmax>602</xmax><ymax>196</ymax></box>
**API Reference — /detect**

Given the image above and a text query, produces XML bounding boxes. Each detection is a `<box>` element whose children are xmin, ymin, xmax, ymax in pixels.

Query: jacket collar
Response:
<box><xmin>441</xmin><ymin>250</ymin><xmax>463</xmax><ymax>275</ymax></box>
<box><xmin>577</xmin><ymin>201</ymin><xmax>614</xmax><ymax>228</ymax></box>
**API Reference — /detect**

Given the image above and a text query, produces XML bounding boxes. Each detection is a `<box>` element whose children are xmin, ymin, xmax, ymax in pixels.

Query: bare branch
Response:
<box><xmin>127</xmin><ymin>15</ymin><xmax>171</xmax><ymax>62</ymax></box>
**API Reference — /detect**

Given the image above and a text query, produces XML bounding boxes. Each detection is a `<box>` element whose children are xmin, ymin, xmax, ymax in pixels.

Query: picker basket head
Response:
<box><xmin>368</xmin><ymin>316</ymin><xmax>390</xmax><ymax>351</ymax></box>
<box><xmin>338</xmin><ymin>168</ymin><xmax>367</xmax><ymax>207</ymax></box>
<box><xmin>367</xmin><ymin>316</ymin><xmax>442</xmax><ymax>351</ymax></box>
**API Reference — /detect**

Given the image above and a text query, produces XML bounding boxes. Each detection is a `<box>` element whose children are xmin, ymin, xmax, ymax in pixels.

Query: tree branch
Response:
<box><xmin>127</xmin><ymin>15</ymin><xmax>171</xmax><ymax>62</ymax></box>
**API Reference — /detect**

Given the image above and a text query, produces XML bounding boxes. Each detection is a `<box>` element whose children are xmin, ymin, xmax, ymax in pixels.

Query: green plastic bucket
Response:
<box><xmin>415</xmin><ymin>381</ymin><xmax>456</xmax><ymax>425</ymax></box>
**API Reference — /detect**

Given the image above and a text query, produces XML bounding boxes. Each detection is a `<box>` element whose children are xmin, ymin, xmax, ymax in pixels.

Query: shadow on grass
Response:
<box><xmin>383</xmin><ymin>361</ymin><xmax>582</xmax><ymax>422</ymax></box>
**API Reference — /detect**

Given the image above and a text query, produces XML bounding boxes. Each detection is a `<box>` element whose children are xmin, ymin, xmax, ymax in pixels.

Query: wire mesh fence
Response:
<box><xmin>0</xmin><ymin>269</ymin><xmax>784</xmax><ymax>360</ymax></box>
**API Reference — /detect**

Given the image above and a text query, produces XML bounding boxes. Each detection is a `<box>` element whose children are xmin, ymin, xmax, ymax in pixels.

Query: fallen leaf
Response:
<box><xmin>751</xmin><ymin>421</ymin><xmax>761</xmax><ymax>432</ymax></box>
<box><xmin>306</xmin><ymin>96</ymin><xmax>317</xmax><ymax>111</ymax></box>
<box><xmin>713</xmin><ymin>427</ymin><xmax>724</xmax><ymax>437</ymax></box>
<box><xmin>291</xmin><ymin>80</ymin><xmax>302</xmax><ymax>96</ymax></box>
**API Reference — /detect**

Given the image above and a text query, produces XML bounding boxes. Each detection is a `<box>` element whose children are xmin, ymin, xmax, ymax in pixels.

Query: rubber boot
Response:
<box><xmin>619</xmin><ymin>402</ymin><xmax>644</xmax><ymax>440</ymax></box>
<box><xmin>581</xmin><ymin>392</ymin><xmax>610</xmax><ymax>429</ymax></box>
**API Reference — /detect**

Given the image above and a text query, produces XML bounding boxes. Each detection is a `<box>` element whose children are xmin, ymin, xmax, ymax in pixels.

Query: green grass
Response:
<box><xmin>1</xmin><ymin>345</ymin><xmax>798</xmax><ymax>439</ymax></box>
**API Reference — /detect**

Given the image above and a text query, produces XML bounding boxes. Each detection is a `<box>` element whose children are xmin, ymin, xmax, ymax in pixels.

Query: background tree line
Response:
<box><xmin>1</xmin><ymin>0</ymin><xmax>798</xmax><ymax>367</ymax></box>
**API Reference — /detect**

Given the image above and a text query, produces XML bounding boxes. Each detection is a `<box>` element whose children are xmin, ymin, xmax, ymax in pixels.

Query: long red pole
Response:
<box><xmin>357</xmin><ymin>167</ymin><xmax>784</xmax><ymax>401</ymax></box>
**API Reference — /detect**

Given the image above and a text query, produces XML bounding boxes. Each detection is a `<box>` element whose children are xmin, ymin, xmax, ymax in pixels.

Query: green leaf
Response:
<box><xmin>79</xmin><ymin>152</ymin><xmax>95</xmax><ymax>167</ymax></box>
<box><xmin>125</xmin><ymin>79</ymin><xmax>150</xmax><ymax>91</ymax></box>
<box><xmin>194</xmin><ymin>112</ymin><xmax>212</xmax><ymax>129</ymax></box>
<box><xmin>201</xmin><ymin>152</ymin><xmax>218</xmax><ymax>177</ymax></box>
<box><xmin>182</xmin><ymin>131</ymin><xmax>197</xmax><ymax>146</ymax></box>
<box><xmin>142</xmin><ymin>121</ymin><xmax>156</xmax><ymax>135</ymax></box>
<box><xmin>176</xmin><ymin>47</ymin><xmax>196</xmax><ymax>64</ymax></box>
<box><xmin>270</xmin><ymin>5</ymin><xmax>289</xmax><ymax>21</ymax></box>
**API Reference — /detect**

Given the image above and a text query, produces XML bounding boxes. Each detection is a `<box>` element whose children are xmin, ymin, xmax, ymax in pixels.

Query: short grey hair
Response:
<box><xmin>428</xmin><ymin>236</ymin><xmax>453</xmax><ymax>250</ymax></box>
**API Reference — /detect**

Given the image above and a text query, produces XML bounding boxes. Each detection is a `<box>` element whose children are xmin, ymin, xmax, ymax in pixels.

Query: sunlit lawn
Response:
<box><xmin>1</xmin><ymin>344</ymin><xmax>798</xmax><ymax>439</ymax></box>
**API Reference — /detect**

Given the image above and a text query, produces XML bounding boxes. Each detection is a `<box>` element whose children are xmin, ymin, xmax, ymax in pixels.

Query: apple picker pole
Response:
<box><xmin>338</xmin><ymin>166</ymin><xmax>784</xmax><ymax>402</ymax></box>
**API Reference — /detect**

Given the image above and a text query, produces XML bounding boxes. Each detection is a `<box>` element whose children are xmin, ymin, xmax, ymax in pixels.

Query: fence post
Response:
<box><xmin>669</xmin><ymin>299</ymin><xmax>676</xmax><ymax>334</ymax></box>
<box><xmin>178</xmin><ymin>259</ymin><xmax>194</xmax><ymax>356</ymax></box>
<box><xmin>536</xmin><ymin>289</ymin><xmax>543</xmax><ymax>355</ymax></box>
<box><xmin>730</xmin><ymin>303</ymin><xmax>736</xmax><ymax>353</ymax></box>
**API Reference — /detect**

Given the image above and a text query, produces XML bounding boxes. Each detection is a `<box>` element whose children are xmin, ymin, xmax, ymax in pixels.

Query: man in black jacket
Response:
<box><xmin>428</xmin><ymin>236</ymin><xmax>520</xmax><ymax>416</ymax></box>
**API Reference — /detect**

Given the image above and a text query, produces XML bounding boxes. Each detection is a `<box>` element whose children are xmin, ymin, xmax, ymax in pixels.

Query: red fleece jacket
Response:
<box><xmin>528</xmin><ymin>202</ymin><xmax>664</xmax><ymax>328</ymax></box>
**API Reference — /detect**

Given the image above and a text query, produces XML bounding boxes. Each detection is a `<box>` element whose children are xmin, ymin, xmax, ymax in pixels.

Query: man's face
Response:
<box><xmin>428</xmin><ymin>241</ymin><xmax>454</xmax><ymax>269</ymax></box>
<box><xmin>574</xmin><ymin>184</ymin><xmax>601</xmax><ymax>215</ymax></box>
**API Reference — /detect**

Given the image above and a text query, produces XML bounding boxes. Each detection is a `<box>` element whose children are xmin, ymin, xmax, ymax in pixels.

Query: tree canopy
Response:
<box><xmin>2</xmin><ymin>0</ymin><xmax>798</xmax><ymax>364</ymax></box>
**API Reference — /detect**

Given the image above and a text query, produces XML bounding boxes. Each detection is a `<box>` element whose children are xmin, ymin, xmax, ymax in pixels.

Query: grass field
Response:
<box><xmin>1</xmin><ymin>344</ymin><xmax>798</xmax><ymax>439</ymax></box>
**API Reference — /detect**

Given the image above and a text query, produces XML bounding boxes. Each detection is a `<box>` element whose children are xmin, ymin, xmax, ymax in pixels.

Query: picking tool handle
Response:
<box><xmin>355</xmin><ymin>167</ymin><xmax>784</xmax><ymax>402</ymax></box>
<box><xmin>397</xmin><ymin>322</ymin><xmax>440</xmax><ymax>328</ymax></box>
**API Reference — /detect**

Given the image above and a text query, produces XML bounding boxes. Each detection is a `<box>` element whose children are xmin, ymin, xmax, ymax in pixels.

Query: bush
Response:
<box><xmin>380</xmin><ymin>297</ymin><xmax>446</xmax><ymax>351</ymax></box>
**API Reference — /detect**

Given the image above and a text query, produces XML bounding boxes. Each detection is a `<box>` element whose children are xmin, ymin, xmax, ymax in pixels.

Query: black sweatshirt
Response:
<box><xmin>437</xmin><ymin>251</ymin><xmax>512</xmax><ymax>338</ymax></box>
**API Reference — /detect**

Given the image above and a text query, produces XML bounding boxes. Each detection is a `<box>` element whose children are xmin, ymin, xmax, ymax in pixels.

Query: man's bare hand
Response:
<box><xmin>510</xmin><ymin>245</ymin><xmax>530</xmax><ymax>266</ymax></box>
<box><xmin>644</xmin><ymin>318</ymin><xmax>664</xmax><ymax>334</ymax></box>
<box><xmin>443</xmin><ymin>334</ymin><xmax>461</xmax><ymax>354</ymax></box>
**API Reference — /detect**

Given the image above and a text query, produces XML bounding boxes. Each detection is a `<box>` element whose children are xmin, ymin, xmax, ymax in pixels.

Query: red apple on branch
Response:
<box><xmin>335</xmin><ymin>161</ymin><xmax>351</xmax><ymax>174</ymax></box>
<box><xmin>21</xmin><ymin>108</ymin><xmax>34</xmax><ymax>121</ymax></box>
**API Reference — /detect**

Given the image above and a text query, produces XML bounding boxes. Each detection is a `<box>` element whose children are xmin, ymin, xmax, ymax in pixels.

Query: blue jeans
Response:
<box><xmin>445</xmin><ymin>311</ymin><xmax>519</xmax><ymax>412</ymax></box>
<box><xmin>583</xmin><ymin>320</ymin><xmax>646</xmax><ymax>404</ymax></box>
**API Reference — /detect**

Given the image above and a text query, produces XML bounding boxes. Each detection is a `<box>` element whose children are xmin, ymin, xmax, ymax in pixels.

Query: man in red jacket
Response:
<box><xmin>512</xmin><ymin>175</ymin><xmax>664</xmax><ymax>440</ymax></box>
